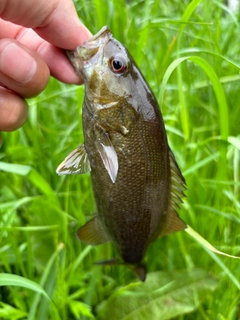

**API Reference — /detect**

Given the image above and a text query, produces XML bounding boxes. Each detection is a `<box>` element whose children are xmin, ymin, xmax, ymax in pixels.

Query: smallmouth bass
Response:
<box><xmin>57</xmin><ymin>26</ymin><xmax>186</xmax><ymax>281</ymax></box>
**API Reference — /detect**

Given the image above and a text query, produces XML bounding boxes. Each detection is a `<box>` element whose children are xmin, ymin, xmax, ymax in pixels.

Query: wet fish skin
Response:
<box><xmin>57</xmin><ymin>26</ymin><xmax>186</xmax><ymax>280</ymax></box>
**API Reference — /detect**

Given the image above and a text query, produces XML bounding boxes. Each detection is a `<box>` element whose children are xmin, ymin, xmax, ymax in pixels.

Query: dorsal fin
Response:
<box><xmin>161</xmin><ymin>211</ymin><xmax>187</xmax><ymax>236</ymax></box>
<box><xmin>169</xmin><ymin>149</ymin><xmax>186</xmax><ymax>210</ymax></box>
<box><xmin>161</xmin><ymin>150</ymin><xmax>187</xmax><ymax>236</ymax></box>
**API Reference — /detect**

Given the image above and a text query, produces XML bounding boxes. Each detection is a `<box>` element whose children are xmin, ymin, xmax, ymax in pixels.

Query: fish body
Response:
<box><xmin>57</xmin><ymin>27</ymin><xmax>186</xmax><ymax>280</ymax></box>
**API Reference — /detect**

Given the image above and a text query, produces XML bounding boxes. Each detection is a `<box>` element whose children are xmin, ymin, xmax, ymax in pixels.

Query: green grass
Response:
<box><xmin>1</xmin><ymin>0</ymin><xmax>240</xmax><ymax>319</ymax></box>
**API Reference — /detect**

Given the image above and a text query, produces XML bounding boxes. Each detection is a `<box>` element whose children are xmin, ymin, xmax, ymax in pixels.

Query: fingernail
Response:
<box><xmin>0</xmin><ymin>43</ymin><xmax>37</xmax><ymax>84</ymax></box>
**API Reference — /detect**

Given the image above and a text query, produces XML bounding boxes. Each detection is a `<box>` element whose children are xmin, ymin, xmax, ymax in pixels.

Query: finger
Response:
<box><xmin>0</xmin><ymin>20</ymin><xmax>84</xmax><ymax>84</ymax></box>
<box><xmin>0</xmin><ymin>38</ymin><xmax>50</xmax><ymax>98</ymax></box>
<box><xmin>0</xmin><ymin>87</ymin><xmax>28</xmax><ymax>131</ymax></box>
<box><xmin>0</xmin><ymin>0</ymin><xmax>92</xmax><ymax>49</ymax></box>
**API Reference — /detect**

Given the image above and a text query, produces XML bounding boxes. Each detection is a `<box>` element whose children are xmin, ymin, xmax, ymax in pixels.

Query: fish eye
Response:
<box><xmin>109</xmin><ymin>56</ymin><xmax>127</xmax><ymax>74</ymax></box>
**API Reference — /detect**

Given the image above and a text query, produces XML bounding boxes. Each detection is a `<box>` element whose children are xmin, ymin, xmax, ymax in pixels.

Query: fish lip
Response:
<box><xmin>65</xmin><ymin>50</ymin><xmax>79</xmax><ymax>65</ymax></box>
<box><xmin>77</xmin><ymin>26</ymin><xmax>112</xmax><ymax>61</ymax></box>
<box><xmin>87</xmin><ymin>26</ymin><xmax>111</xmax><ymax>44</ymax></box>
<box><xmin>65</xmin><ymin>26</ymin><xmax>112</xmax><ymax>76</ymax></box>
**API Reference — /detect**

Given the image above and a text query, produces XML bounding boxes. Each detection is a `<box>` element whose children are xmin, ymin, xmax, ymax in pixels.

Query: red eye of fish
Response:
<box><xmin>109</xmin><ymin>56</ymin><xmax>127</xmax><ymax>74</ymax></box>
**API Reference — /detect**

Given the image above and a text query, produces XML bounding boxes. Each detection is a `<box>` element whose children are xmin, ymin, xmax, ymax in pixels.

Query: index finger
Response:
<box><xmin>0</xmin><ymin>0</ymin><xmax>92</xmax><ymax>49</ymax></box>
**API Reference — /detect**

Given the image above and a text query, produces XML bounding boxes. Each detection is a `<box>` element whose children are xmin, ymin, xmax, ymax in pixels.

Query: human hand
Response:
<box><xmin>0</xmin><ymin>0</ymin><xmax>91</xmax><ymax>132</ymax></box>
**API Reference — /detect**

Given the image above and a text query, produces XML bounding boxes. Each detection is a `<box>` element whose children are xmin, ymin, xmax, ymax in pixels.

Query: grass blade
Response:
<box><xmin>185</xmin><ymin>225</ymin><xmax>240</xmax><ymax>259</ymax></box>
<box><xmin>160</xmin><ymin>56</ymin><xmax>229</xmax><ymax>140</ymax></box>
<box><xmin>0</xmin><ymin>274</ymin><xmax>50</xmax><ymax>300</ymax></box>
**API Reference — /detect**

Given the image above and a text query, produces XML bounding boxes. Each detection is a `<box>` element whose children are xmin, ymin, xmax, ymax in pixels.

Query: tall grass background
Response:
<box><xmin>0</xmin><ymin>0</ymin><xmax>240</xmax><ymax>319</ymax></box>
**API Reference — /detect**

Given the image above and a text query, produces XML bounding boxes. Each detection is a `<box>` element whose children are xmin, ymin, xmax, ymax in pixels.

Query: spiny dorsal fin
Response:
<box><xmin>77</xmin><ymin>215</ymin><xmax>110</xmax><ymax>245</ymax></box>
<box><xmin>169</xmin><ymin>149</ymin><xmax>186</xmax><ymax>211</ymax></box>
<box><xmin>56</xmin><ymin>144</ymin><xmax>91</xmax><ymax>175</ymax></box>
<box><xmin>161</xmin><ymin>149</ymin><xmax>187</xmax><ymax>236</ymax></box>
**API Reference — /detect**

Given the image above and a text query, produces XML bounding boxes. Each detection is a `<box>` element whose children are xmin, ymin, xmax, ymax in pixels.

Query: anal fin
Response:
<box><xmin>77</xmin><ymin>215</ymin><xmax>110</xmax><ymax>245</ymax></box>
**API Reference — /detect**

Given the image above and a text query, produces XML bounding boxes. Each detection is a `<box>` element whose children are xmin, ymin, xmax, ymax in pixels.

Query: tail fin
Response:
<box><xmin>129</xmin><ymin>264</ymin><xmax>146</xmax><ymax>282</ymax></box>
<box><xmin>95</xmin><ymin>259</ymin><xmax>147</xmax><ymax>281</ymax></box>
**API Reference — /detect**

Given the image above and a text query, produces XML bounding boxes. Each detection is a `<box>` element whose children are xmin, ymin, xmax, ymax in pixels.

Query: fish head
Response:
<box><xmin>66</xmin><ymin>26</ymin><xmax>135</xmax><ymax>103</ymax></box>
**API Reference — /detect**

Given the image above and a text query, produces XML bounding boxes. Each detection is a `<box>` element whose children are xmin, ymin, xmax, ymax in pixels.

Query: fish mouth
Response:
<box><xmin>66</xmin><ymin>26</ymin><xmax>112</xmax><ymax>67</ymax></box>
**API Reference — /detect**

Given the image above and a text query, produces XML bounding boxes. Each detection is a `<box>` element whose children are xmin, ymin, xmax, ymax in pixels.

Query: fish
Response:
<box><xmin>56</xmin><ymin>26</ymin><xmax>186</xmax><ymax>281</ymax></box>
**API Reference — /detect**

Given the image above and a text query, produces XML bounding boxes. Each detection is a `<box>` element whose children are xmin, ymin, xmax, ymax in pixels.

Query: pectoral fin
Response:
<box><xmin>77</xmin><ymin>215</ymin><xmax>110</xmax><ymax>245</ymax></box>
<box><xmin>95</xmin><ymin>135</ymin><xmax>118</xmax><ymax>183</ymax></box>
<box><xmin>56</xmin><ymin>144</ymin><xmax>91</xmax><ymax>175</ymax></box>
